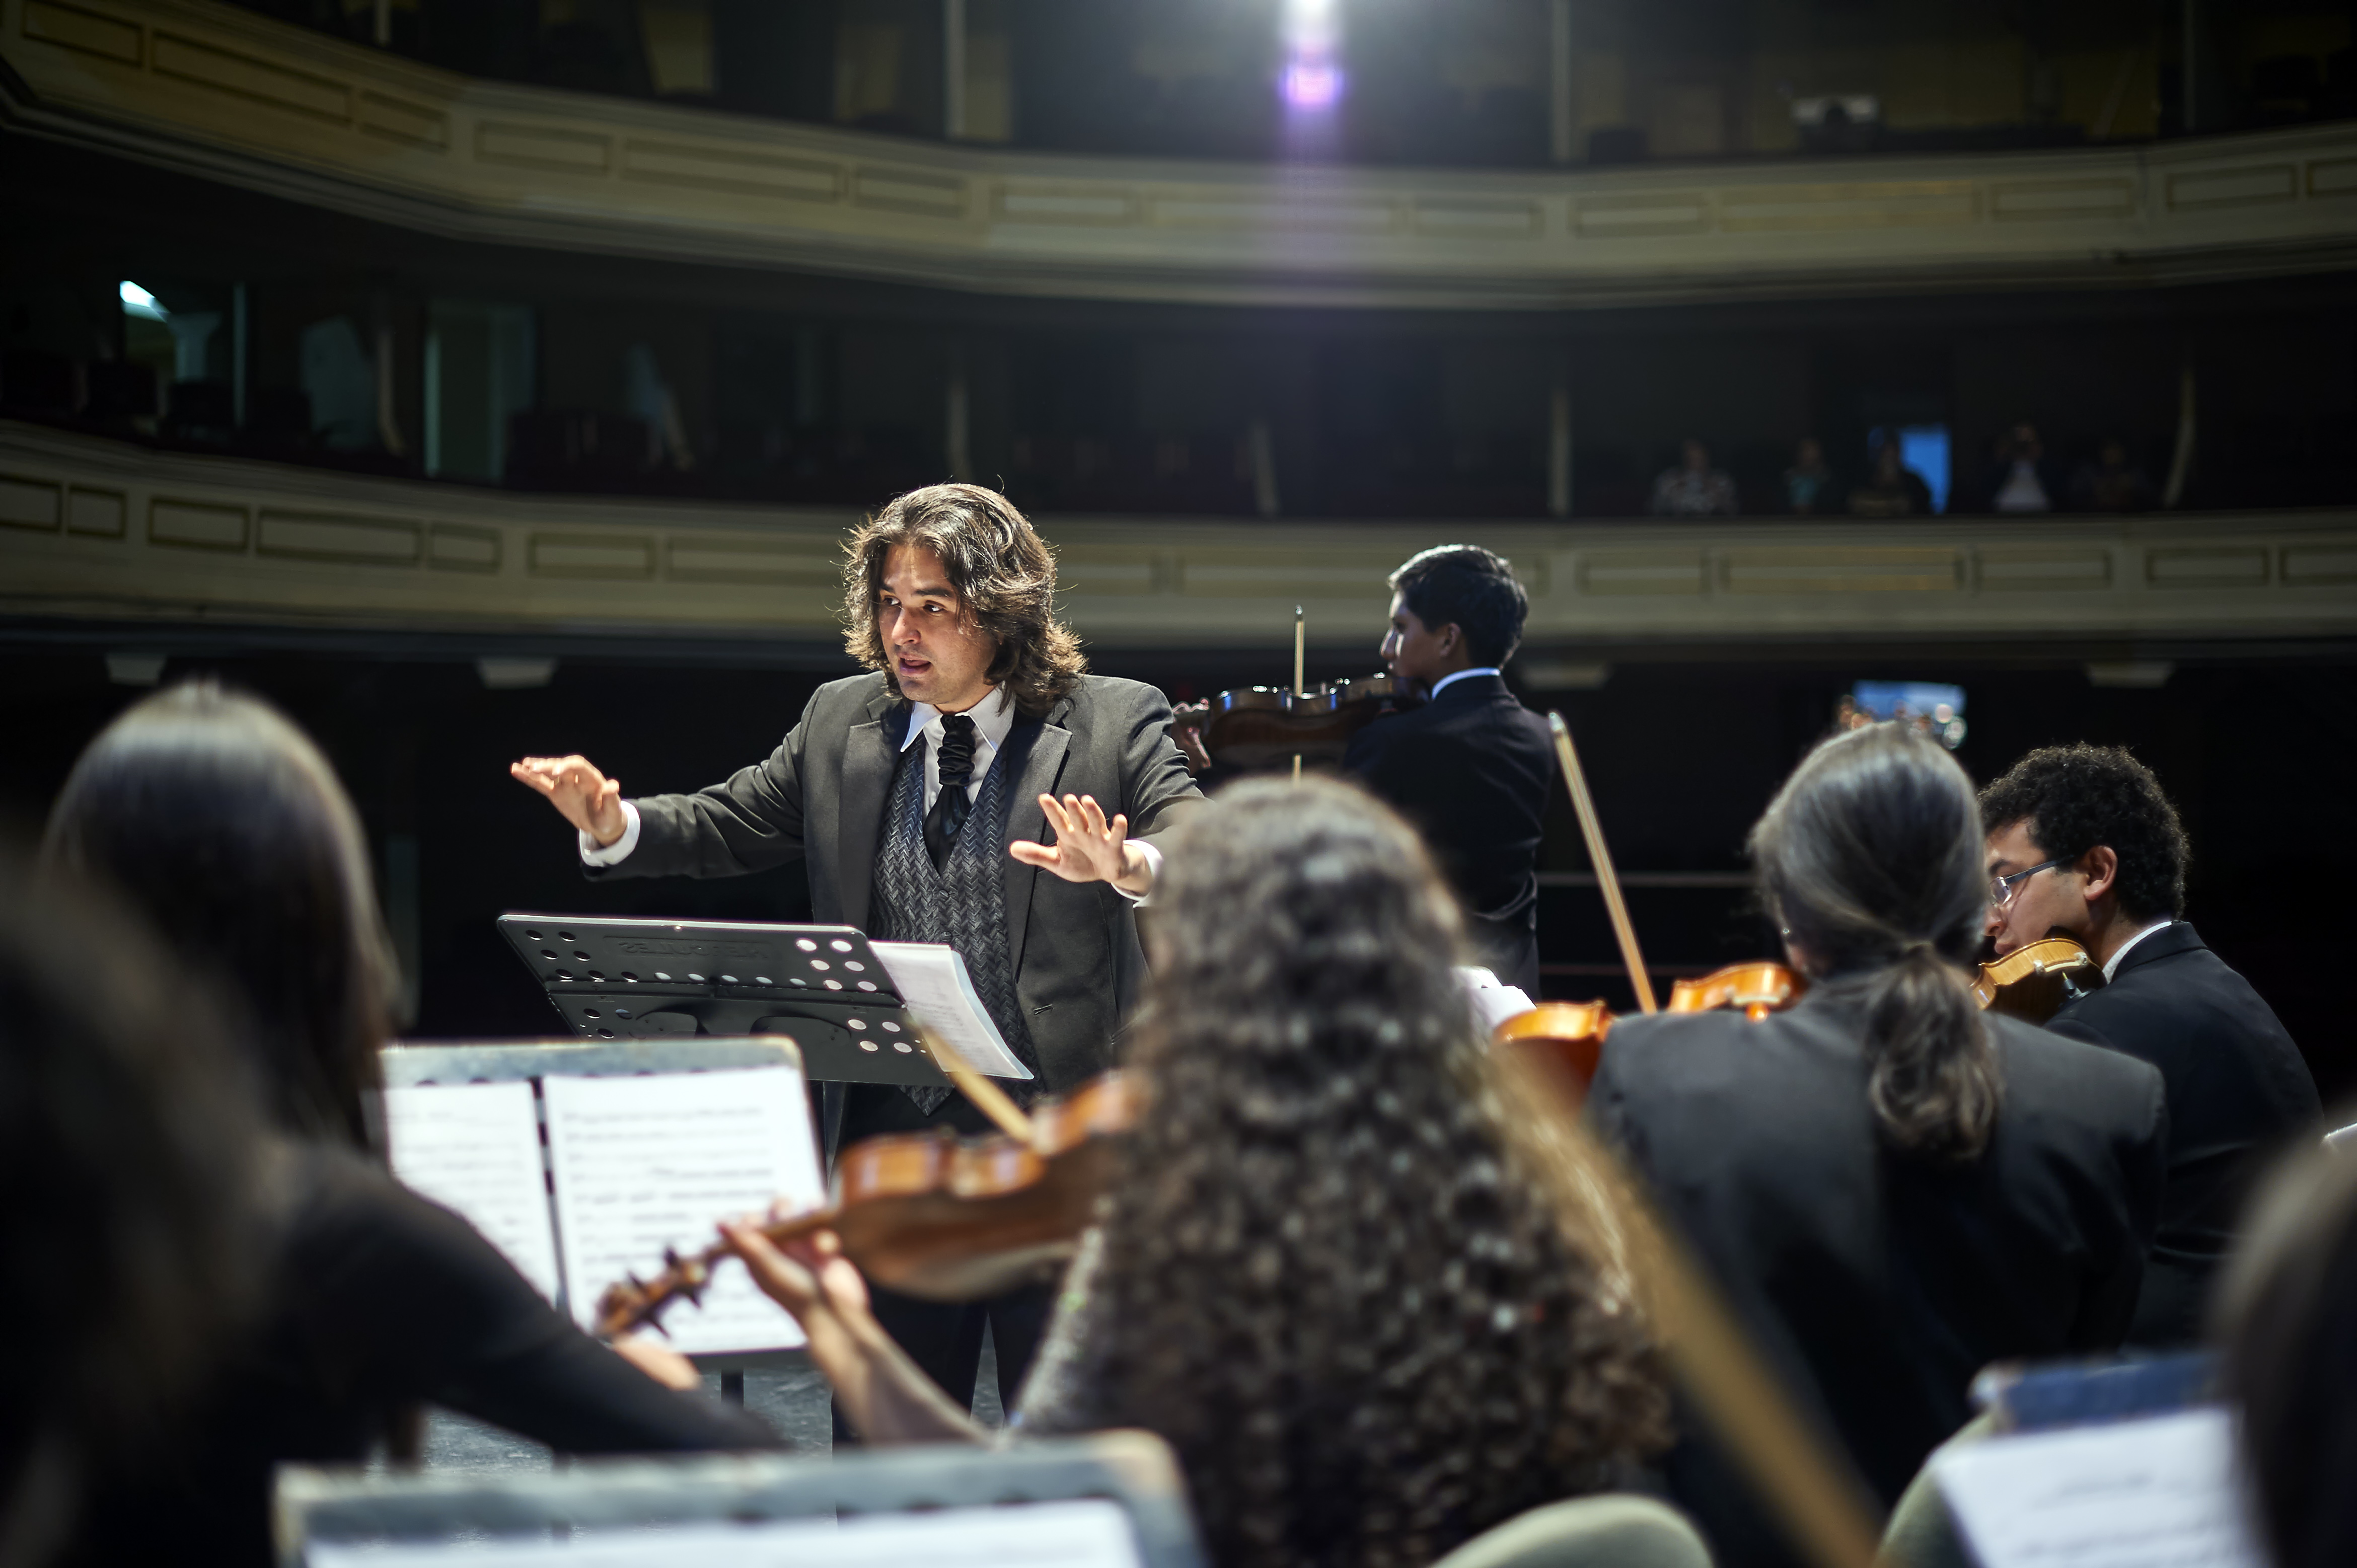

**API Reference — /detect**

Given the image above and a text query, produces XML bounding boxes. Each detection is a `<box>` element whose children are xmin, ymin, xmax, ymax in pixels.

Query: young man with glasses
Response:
<box><xmin>1980</xmin><ymin>743</ymin><xmax>2317</xmax><ymax>1346</ymax></box>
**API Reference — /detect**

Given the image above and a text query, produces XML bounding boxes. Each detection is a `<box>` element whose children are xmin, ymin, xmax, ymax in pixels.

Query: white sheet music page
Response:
<box><xmin>540</xmin><ymin>1066</ymin><xmax>826</xmax><ymax>1356</ymax></box>
<box><xmin>305</xmin><ymin>1497</ymin><xmax>1147</xmax><ymax>1567</ymax></box>
<box><xmin>384</xmin><ymin>1082</ymin><xmax>563</xmax><ymax>1304</ymax></box>
<box><xmin>869</xmin><ymin>941</ymin><xmax>1034</xmax><ymax>1079</ymax></box>
<box><xmin>1934</xmin><ymin>1407</ymin><xmax>2266</xmax><ymax>1568</ymax></box>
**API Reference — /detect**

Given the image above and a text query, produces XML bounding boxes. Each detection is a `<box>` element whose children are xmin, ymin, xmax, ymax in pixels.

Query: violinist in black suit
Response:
<box><xmin>1345</xmin><ymin>546</ymin><xmax>1554</xmax><ymax>992</ymax></box>
<box><xmin>1980</xmin><ymin>743</ymin><xmax>2320</xmax><ymax>1346</ymax></box>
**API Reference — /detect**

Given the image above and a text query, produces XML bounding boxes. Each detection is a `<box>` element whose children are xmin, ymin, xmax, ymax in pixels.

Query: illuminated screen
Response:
<box><xmin>1849</xmin><ymin>681</ymin><xmax>1966</xmax><ymax>749</ymax></box>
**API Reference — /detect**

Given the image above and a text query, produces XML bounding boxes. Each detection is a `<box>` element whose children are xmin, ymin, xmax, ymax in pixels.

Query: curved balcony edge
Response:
<box><xmin>8</xmin><ymin>0</ymin><xmax>2357</xmax><ymax>309</ymax></box>
<box><xmin>4</xmin><ymin>421</ymin><xmax>2353</xmax><ymax>662</ymax></box>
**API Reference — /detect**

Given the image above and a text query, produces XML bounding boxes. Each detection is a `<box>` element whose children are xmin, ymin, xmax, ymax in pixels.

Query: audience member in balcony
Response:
<box><xmin>45</xmin><ymin>683</ymin><xmax>777</xmax><ymax>1567</ymax></box>
<box><xmin>1650</xmin><ymin>437</ymin><xmax>1739</xmax><ymax>517</ymax></box>
<box><xmin>1783</xmin><ymin>437</ymin><xmax>1839</xmax><ymax>514</ymax></box>
<box><xmin>1847</xmin><ymin>437</ymin><xmax>1935</xmax><ymax>518</ymax></box>
<box><xmin>1982</xmin><ymin>422</ymin><xmax>2060</xmax><ymax>514</ymax></box>
<box><xmin>2071</xmin><ymin>438</ymin><xmax>2156</xmax><ymax>513</ymax></box>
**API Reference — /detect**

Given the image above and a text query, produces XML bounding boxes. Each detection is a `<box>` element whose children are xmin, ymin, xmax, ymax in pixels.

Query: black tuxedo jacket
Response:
<box><xmin>2045</xmin><ymin>921</ymin><xmax>2320</xmax><ymax>1346</ymax></box>
<box><xmin>587</xmin><ymin>673</ymin><xmax>1203</xmax><ymax>1096</ymax></box>
<box><xmin>1342</xmin><ymin>673</ymin><xmax>1553</xmax><ymax>991</ymax></box>
<box><xmin>1590</xmin><ymin>990</ymin><xmax>2166</xmax><ymax>1568</ymax></box>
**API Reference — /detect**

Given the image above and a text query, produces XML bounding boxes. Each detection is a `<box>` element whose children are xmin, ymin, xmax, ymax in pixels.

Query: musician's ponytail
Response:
<box><xmin>1753</xmin><ymin>724</ymin><xmax>2001</xmax><ymax>1163</ymax></box>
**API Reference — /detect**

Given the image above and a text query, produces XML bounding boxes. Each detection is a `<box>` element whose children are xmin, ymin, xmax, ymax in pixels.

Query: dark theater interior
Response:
<box><xmin>4</xmin><ymin>2</ymin><xmax>2354</xmax><ymax>1565</ymax></box>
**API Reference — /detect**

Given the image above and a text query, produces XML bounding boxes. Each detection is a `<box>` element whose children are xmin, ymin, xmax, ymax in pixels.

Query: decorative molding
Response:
<box><xmin>6</xmin><ymin>0</ymin><xmax>2357</xmax><ymax>309</ymax></box>
<box><xmin>5</xmin><ymin>422</ymin><xmax>2354</xmax><ymax>656</ymax></box>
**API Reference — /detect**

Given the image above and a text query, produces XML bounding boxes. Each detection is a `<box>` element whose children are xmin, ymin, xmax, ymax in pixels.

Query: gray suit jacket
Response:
<box><xmin>588</xmin><ymin>671</ymin><xmax>1202</xmax><ymax>1096</ymax></box>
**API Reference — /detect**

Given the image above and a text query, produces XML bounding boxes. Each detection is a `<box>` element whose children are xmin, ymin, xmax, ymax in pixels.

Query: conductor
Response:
<box><xmin>510</xmin><ymin>483</ymin><xmax>1202</xmax><ymax>1431</ymax></box>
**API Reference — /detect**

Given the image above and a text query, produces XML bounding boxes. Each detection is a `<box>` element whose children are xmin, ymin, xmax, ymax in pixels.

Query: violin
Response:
<box><xmin>1666</xmin><ymin>961</ymin><xmax>1809</xmax><ymax>1021</ymax></box>
<box><xmin>1972</xmin><ymin>935</ymin><xmax>2104</xmax><ymax>1023</ymax></box>
<box><xmin>1172</xmin><ymin>673</ymin><xmax>1414</xmax><ymax>771</ymax></box>
<box><xmin>1492</xmin><ymin>1001</ymin><xmax>1615</xmax><ymax>1098</ymax></box>
<box><xmin>596</xmin><ymin>1071</ymin><xmax>1137</xmax><ymax>1337</ymax></box>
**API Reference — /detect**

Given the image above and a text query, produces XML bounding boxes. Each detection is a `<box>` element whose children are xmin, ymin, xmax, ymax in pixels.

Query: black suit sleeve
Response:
<box><xmin>593</xmin><ymin>693</ymin><xmax>818</xmax><ymax>881</ymax></box>
<box><xmin>298</xmin><ymin>1168</ymin><xmax>777</xmax><ymax>1453</ymax></box>
<box><xmin>1111</xmin><ymin>684</ymin><xmax>1202</xmax><ymax>846</ymax></box>
<box><xmin>2069</xmin><ymin>1065</ymin><xmax>2170</xmax><ymax>1349</ymax></box>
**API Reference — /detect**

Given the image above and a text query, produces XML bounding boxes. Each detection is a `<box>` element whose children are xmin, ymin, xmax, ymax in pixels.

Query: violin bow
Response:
<box><xmin>918</xmin><ymin>1026</ymin><xmax>1037</xmax><ymax>1147</ymax></box>
<box><xmin>1546</xmin><ymin>711</ymin><xmax>1659</xmax><ymax>1014</ymax></box>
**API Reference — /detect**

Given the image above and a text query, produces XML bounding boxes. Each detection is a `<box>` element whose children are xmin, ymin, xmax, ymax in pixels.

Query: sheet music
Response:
<box><xmin>384</xmin><ymin>1082</ymin><xmax>564</xmax><ymax>1303</ymax></box>
<box><xmin>869</xmin><ymin>941</ymin><xmax>1035</xmax><ymax>1079</ymax></box>
<box><xmin>541</xmin><ymin>1067</ymin><xmax>827</xmax><ymax>1356</ymax></box>
<box><xmin>1934</xmin><ymin>1407</ymin><xmax>2266</xmax><ymax>1568</ymax></box>
<box><xmin>305</xmin><ymin>1497</ymin><xmax>1147</xmax><ymax>1567</ymax></box>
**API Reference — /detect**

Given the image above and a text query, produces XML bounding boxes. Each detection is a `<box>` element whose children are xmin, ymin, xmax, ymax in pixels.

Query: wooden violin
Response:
<box><xmin>1972</xmin><ymin>935</ymin><xmax>2105</xmax><ymax>1023</ymax></box>
<box><xmin>1667</xmin><ymin>962</ymin><xmax>1809</xmax><ymax>1021</ymax></box>
<box><xmin>596</xmin><ymin>1070</ymin><xmax>1137</xmax><ymax>1338</ymax></box>
<box><xmin>1492</xmin><ymin>1000</ymin><xmax>1615</xmax><ymax>1099</ymax></box>
<box><xmin>1172</xmin><ymin>672</ymin><xmax>1413</xmax><ymax>771</ymax></box>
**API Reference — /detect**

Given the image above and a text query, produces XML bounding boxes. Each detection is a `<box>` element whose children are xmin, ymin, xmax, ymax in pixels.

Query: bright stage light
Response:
<box><xmin>1278</xmin><ymin>0</ymin><xmax>1344</xmax><ymax>147</ymax></box>
<box><xmin>119</xmin><ymin>280</ymin><xmax>168</xmax><ymax>320</ymax></box>
<box><xmin>1281</xmin><ymin>57</ymin><xmax>1342</xmax><ymax>110</ymax></box>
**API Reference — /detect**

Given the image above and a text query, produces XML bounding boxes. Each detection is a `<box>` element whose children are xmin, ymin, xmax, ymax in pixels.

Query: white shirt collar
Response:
<box><xmin>900</xmin><ymin>687</ymin><xmax>1016</xmax><ymax>753</ymax></box>
<box><xmin>1428</xmin><ymin>667</ymin><xmax>1503</xmax><ymax>699</ymax></box>
<box><xmin>2102</xmin><ymin>918</ymin><xmax>2175</xmax><ymax>983</ymax></box>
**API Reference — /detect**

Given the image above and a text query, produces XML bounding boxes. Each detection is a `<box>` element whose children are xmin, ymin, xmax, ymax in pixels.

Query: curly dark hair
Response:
<box><xmin>1390</xmin><ymin>545</ymin><xmax>1530</xmax><ymax>667</ymax></box>
<box><xmin>841</xmin><ymin>484</ymin><xmax>1086</xmax><ymax>719</ymax></box>
<box><xmin>45</xmin><ymin>682</ymin><xmax>400</xmax><ymax>1153</ymax></box>
<box><xmin>1089</xmin><ymin>778</ymin><xmax>1668</xmax><ymax>1568</ymax></box>
<box><xmin>1976</xmin><ymin>743</ymin><xmax>2189</xmax><ymax>923</ymax></box>
<box><xmin>0</xmin><ymin>846</ymin><xmax>264</xmax><ymax>1565</ymax></box>
<box><xmin>1754</xmin><ymin>723</ymin><xmax>2002</xmax><ymax>1163</ymax></box>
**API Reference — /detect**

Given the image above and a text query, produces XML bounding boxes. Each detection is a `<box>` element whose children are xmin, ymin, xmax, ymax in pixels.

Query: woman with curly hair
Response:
<box><xmin>729</xmin><ymin>777</ymin><xmax>1668</xmax><ymax>1567</ymax></box>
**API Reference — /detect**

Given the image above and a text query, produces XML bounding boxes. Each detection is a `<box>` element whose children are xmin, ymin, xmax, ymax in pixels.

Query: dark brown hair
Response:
<box><xmin>841</xmin><ymin>484</ymin><xmax>1085</xmax><ymax>719</ymax></box>
<box><xmin>1977</xmin><ymin>743</ymin><xmax>2190</xmax><ymax>923</ymax></box>
<box><xmin>44</xmin><ymin>682</ymin><xmax>397</xmax><ymax>1154</ymax></box>
<box><xmin>1091</xmin><ymin>778</ymin><xmax>1667</xmax><ymax>1568</ymax></box>
<box><xmin>0</xmin><ymin>847</ymin><xmax>264</xmax><ymax>1568</ymax></box>
<box><xmin>1753</xmin><ymin>722</ymin><xmax>2002</xmax><ymax>1163</ymax></box>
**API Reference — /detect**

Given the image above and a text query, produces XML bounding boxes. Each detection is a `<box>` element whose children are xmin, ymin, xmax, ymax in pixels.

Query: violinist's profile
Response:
<box><xmin>1337</xmin><ymin>546</ymin><xmax>1554</xmax><ymax>991</ymax></box>
<box><xmin>1980</xmin><ymin>742</ymin><xmax>2319</xmax><ymax>1347</ymax></box>
<box><xmin>725</xmin><ymin>778</ymin><xmax>1669</xmax><ymax>1568</ymax></box>
<box><xmin>1588</xmin><ymin>722</ymin><xmax>2166</xmax><ymax>1568</ymax></box>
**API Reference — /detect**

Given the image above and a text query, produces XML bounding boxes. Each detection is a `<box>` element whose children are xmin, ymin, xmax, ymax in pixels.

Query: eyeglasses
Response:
<box><xmin>1989</xmin><ymin>858</ymin><xmax>2068</xmax><ymax>910</ymax></box>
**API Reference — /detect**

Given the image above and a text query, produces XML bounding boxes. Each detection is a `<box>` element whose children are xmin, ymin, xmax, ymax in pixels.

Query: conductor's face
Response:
<box><xmin>880</xmin><ymin>544</ymin><xmax>999</xmax><ymax>713</ymax></box>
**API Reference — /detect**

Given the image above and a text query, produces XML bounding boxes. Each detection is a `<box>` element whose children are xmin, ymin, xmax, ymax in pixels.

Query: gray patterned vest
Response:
<box><xmin>871</xmin><ymin>739</ymin><xmax>1043</xmax><ymax>1113</ymax></box>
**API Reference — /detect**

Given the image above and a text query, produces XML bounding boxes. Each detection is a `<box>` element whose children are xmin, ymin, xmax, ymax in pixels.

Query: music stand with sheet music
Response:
<box><xmin>496</xmin><ymin>914</ymin><xmax>948</xmax><ymax>1088</ymax></box>
<box><xmin>274</xmin><ymin>1432</ymin><xmax>1207</xmax><ymax>1568</ymax></box>
<box><xmin>380</xmin><ymin>1038</ymin><xmax>821</xmax><ymax>1386</ymax></box>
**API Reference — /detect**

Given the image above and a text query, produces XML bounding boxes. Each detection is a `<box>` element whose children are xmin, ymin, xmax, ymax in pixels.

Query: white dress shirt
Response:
<box><xmin>581</xmin><ymin>685</ymin><xmax>1159</xmax><ymax>897</ymax></box>
<box><xmin>1428</xmin><ymin>666</ymin><xmax>1503</xmax><ymax>699</ymax></box>
<box><xmin>2102</xmin><ymin>918</ymin><xmax>2175</xmax><ymax>982</ymax></box>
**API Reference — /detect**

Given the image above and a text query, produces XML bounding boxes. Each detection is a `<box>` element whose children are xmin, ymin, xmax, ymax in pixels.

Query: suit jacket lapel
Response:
<box><xmin>838</xmin><ymin>691</ymin><xmax>908</xmax><ymax>935</ymax></box>
<box><xmin>999</xmin><ymin>701</ymin><xmax>1073</xmax><ymax>973</ymax></box>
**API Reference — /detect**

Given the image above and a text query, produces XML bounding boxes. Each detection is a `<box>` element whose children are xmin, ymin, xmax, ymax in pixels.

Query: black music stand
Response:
<box><xmin>497</xmin><ymin>913</ymin><xmax>949</xmax><ymax>1088</ymax></box>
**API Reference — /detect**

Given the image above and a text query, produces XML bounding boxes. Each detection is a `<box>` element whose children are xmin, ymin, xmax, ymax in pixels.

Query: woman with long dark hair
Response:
<box><xmin>728</xmin><ymin>777</ymin><xmax>1669</xmax><ymax>1568</ymax></box>
<box><xmin>1588</xmin><ymin>722</ymin><xmax>2168</xmax><ymax>1568</ymax></box>
<box><xmin>43</xmin><ymin>683</ymin><xmax>774</xmax><ymax>1567</ymax></box>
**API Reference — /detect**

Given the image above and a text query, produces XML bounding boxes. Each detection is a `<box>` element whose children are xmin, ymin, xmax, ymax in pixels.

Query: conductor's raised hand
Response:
<box><xmin>509</xmin><ymin>754</ymin><xmax>627</xmax><ymax>846</ymax></box>
<box><xmin>1011</xmin><ymin>793</ymin><xmax>1153</xmax><ymax>897</ymax></box>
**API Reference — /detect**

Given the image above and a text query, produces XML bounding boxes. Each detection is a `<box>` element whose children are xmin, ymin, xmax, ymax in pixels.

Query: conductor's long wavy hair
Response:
<box><xmin>841</xmin><ymin>484</ymin><xmax>1086</xmax><ymax>719</ymax></box>
<box><xmin>1092</xmin><ymin>779</ymin><xmax>1668</xmax><ymax>1568</ymax></box>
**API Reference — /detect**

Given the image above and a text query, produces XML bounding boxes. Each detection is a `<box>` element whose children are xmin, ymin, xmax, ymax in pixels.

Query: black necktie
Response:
<box><xmin>924</xmin><ymin>713</ymin><xmax>978</xmax><ymax>870</ymax></box>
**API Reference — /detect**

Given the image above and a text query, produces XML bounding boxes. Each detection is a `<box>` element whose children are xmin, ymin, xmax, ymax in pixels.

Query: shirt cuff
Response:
<box><xmin>1114</xmin><ymin>839</ymin><xmax>1162</xmax><ymax>905</ymax></box>
<box><xmin>579</xmin><ymin>800</ymin><xmax>641</xmax><ymax>867</ymax></box>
